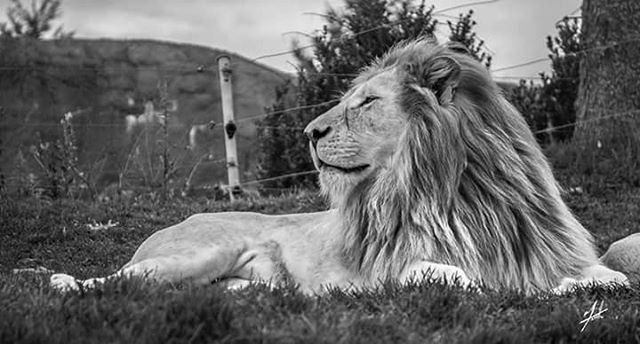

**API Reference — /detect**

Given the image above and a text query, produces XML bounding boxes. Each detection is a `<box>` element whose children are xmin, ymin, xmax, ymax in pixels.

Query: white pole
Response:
<box><xmin>217</xmin><ymin>56</ymin><xmax>240</xmax><ymax>198</ymax></box>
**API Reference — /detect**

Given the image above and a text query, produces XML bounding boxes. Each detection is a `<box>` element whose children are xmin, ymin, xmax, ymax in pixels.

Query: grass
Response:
<box><xmin>1</xmin><ymin>186</ymin><xmax>640</xmax><ymax>343</ymax></box>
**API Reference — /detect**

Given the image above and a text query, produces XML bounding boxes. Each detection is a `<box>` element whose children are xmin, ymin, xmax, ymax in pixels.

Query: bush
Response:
<box><xmin>447</xmin><ymin>10</ymin><xmax>492</xmax><ymax>68</ymax></box>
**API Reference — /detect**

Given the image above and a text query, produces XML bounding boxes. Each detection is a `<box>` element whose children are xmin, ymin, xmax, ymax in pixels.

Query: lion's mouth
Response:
<box><xmin>318</xmin><ymin>159</ymin><xmax>370</xmax><ymax>174</ymax></box>
<box><xmin>310</xmin><ymin>143</ymin><xmax>370</xmax><ymax>174</ymax></box>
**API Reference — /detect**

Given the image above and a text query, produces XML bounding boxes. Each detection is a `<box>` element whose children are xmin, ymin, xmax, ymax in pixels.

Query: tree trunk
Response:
<box><xmin>573</xmin><ymin>0</ymin><xmax>640</xmax><ymax>185</ymax></box>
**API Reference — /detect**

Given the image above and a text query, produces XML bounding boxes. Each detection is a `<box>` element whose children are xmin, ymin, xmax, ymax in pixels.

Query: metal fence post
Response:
<box><xmin>217</xmin><ymin>56</ymin><xmax>240</xmax><ymax>199</ymax></box>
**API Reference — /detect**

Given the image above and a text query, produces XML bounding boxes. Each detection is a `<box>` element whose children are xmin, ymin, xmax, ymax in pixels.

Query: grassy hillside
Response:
<box><xmin>1</xmin><ymin>184</ymin><xmax>639</xmax><ymax>343</ymax></box>
<box><xmin>0</xmin><ymin>37</ymin><xmax>291</xmax><ymax>190</ymax></box>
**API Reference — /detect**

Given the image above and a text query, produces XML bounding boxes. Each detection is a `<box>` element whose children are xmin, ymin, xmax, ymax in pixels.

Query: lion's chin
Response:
<box><xmin>319</xmin><ymin>163</ymin><xmax>370</xmax><ymax>174</ymax></box>
<box><xmin>318</xmin><ymin>167</ymin><xmax>371</xmax><ymax>207</ymax></box>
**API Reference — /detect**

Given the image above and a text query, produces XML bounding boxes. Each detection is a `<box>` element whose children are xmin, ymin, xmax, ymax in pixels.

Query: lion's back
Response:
<box><xmin>126</xmin><ymin>211</ymin><xmax>328</xmax><ymax>266</ymax></box>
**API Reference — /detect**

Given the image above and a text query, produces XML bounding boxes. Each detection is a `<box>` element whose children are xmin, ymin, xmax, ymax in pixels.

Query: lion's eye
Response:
<box><xmin>360</xmin><ymin>96</ymin><xmax>379</xmax><ymax>107</ymax></box>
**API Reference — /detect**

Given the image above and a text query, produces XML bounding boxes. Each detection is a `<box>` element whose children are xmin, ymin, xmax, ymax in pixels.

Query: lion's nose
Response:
<box><xmin>305</xmin><ymin>126</ymin><xmax>331</xmax><ymax>147</ymax></box>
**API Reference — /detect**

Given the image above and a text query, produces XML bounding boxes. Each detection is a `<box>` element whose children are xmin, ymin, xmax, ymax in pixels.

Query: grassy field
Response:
<box><xmin>1</xmin><ymin>186</ymin><xmax>640</xmax><ymax>343</ymax></box>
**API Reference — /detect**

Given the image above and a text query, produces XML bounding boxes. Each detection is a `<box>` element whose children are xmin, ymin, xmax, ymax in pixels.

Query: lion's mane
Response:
<box><xmin>333</xmin><ymin>40</ymin><xmax>598</xmax><ymax>292</ymax></box>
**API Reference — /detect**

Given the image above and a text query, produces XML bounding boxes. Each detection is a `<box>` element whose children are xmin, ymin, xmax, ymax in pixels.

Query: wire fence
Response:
<box><xmin>532</xmin><ymin>109</ymin><xmax>640</xmax><ymax>135</ymax></box>
<box><xmin>491</xmin><ymin>36</ymin><xmax>640</xmax><ymax>74</ymax></box>
<box><xmin>1</xmin><ymin>0</ymin><xmax>638</xmax><ymax>194</ymax></box>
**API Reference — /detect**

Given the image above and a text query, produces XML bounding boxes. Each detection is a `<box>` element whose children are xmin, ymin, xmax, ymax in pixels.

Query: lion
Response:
<box><xmin>51</xmin><ymin>39</ymin><xmax>628</xmax><ymax>294</ymax></box>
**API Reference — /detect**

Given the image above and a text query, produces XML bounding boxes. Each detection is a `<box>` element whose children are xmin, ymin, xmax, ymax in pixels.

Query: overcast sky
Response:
<box><xmin>2</xmin><ymin>0</ymin><xmax>581</xmax><ymax>79</ymax></box>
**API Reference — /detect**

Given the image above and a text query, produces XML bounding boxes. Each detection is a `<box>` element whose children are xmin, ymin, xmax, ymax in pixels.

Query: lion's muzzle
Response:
<box><xmin>309</xmin><ymin>142</ymin><xmax>370</xmax><ymax>174</ymax></box>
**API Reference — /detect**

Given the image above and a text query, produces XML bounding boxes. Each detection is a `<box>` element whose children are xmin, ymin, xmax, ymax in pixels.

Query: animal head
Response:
<box><xmin>304</xmin><ymin>66</ymin><xmax>404</xmax><ymax>205</ymax></box>
<box><xmin>305</xmin><ymin>39</ymin><xmax>597</xmax><ymax>290</ymax></box>
<box><xmin>305</xmin><ymin>39</ymin><xmax>496</xmax><ymax>207</ymax></box>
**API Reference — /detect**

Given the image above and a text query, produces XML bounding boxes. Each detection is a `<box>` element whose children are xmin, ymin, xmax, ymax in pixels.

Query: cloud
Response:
<box><xmin>77</xmin><ymin>9</ymin><xmax>198</xmax><ymax>39</ymax></box>
<box><xmin>57</xmin><ymin>0</ymin><xmax>580</xmax><ymax>77</ymax></box>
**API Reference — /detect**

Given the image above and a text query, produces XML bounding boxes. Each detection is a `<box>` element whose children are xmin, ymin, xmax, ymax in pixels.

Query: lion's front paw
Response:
<box><xmin>401</xmin><ymin>261</ymin><xmax>478</xmax><ymax>291</ymax></box>
<box><xmin>439</xmin><ymin>266</ymin><xmax>478</xmax><ymax>290</ymax></box>
<box><xmin>553</xmin><ymin>265</ymin><xmax>630</xmax><ymax>295</ymax></box>
<box><xmin>552</xmin><ymin>277</ymin><xmax>604</xmax><ymax>295</ymax></box>
<box><xmin>553</xmin><ymin>275</ymin><xmax>629</xmax><ymax>295</ymax></box>
<box><xmin>552</xmin><ymin>277</ymin><xmax>580</xmax><ymax>295</ymax></box>
<box><xmin>50</xmin><ymin>273</ymin><xmax>80</xmax><ymax>292</ymax></box>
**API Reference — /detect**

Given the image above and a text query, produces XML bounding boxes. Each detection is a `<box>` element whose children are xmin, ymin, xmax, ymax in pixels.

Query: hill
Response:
<box><xmin>0</xmin><ymin>37</ymin><xmax>292</xmax><ymax>192</ymax></box>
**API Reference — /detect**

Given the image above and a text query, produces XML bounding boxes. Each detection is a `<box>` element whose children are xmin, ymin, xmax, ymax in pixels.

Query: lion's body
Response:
<box><xmin>53</xmin><ymin>210</ymin><xmax>365</xmax><ymax>293</ymax></box>
<box><xmin>121</xmin><ymin>211</ymin><xmax>360</xmax><ymax>293</ymax></box>
<box><xmin>51</xmin><ymin>39</ymin><xmax>628</xmax><ymax>294</ymax></box>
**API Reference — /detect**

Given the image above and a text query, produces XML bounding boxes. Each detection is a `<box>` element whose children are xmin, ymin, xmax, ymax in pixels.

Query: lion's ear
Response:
<box><xmin>411</xmin><ymin>56</ymin><xmax>461</xmax><ymax>105</ymax></box>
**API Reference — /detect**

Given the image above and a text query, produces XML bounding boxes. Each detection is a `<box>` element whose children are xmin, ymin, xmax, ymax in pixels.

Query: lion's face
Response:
<box><xmin>304</xmin><ymin>69</ymin><xmax>407</xmax><ymax>201</ymax></box>
<box><xmin>304</xmin><ymin>46</ymin><xmax>462</xmax><ymax>205</ymax></box>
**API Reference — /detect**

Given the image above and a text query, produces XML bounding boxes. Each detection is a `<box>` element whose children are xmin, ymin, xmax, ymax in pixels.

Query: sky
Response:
<box><xmin>1</xmin><ymin>0</ymin><xmax>581</xmax><ymax>80</ymax></box>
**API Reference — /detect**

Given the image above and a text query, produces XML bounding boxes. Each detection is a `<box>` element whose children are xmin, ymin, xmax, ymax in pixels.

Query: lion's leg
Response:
<box><xmin>50</xmin><ymin>254</ymin><xmax>218</xmax><ymax>292</ymax></box>
<box><xmin>399</xmin><ymin>261</ymin><xmax>475</xmax><ymax>289</ymax></box>
<box><xmin>553</xmin><ymin>264</ymin><xmax>629</xmax><ymax>294</ymax></box>
<box><xmin>50</xmin><ymin>245</ymin><xmax>249</xmax><ymax>292</ymax></box>
<box><xmin>50</xmin><ymin>241</ymin><xmax>290</xmax><ymax>292</ymax></box>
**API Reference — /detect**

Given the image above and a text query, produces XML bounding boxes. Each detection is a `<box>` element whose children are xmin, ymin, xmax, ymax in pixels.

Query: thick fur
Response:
<box><xmin>335</xmin><ymin>40</ymin><xmax>598</xmax><ymax>293</ymax></box>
